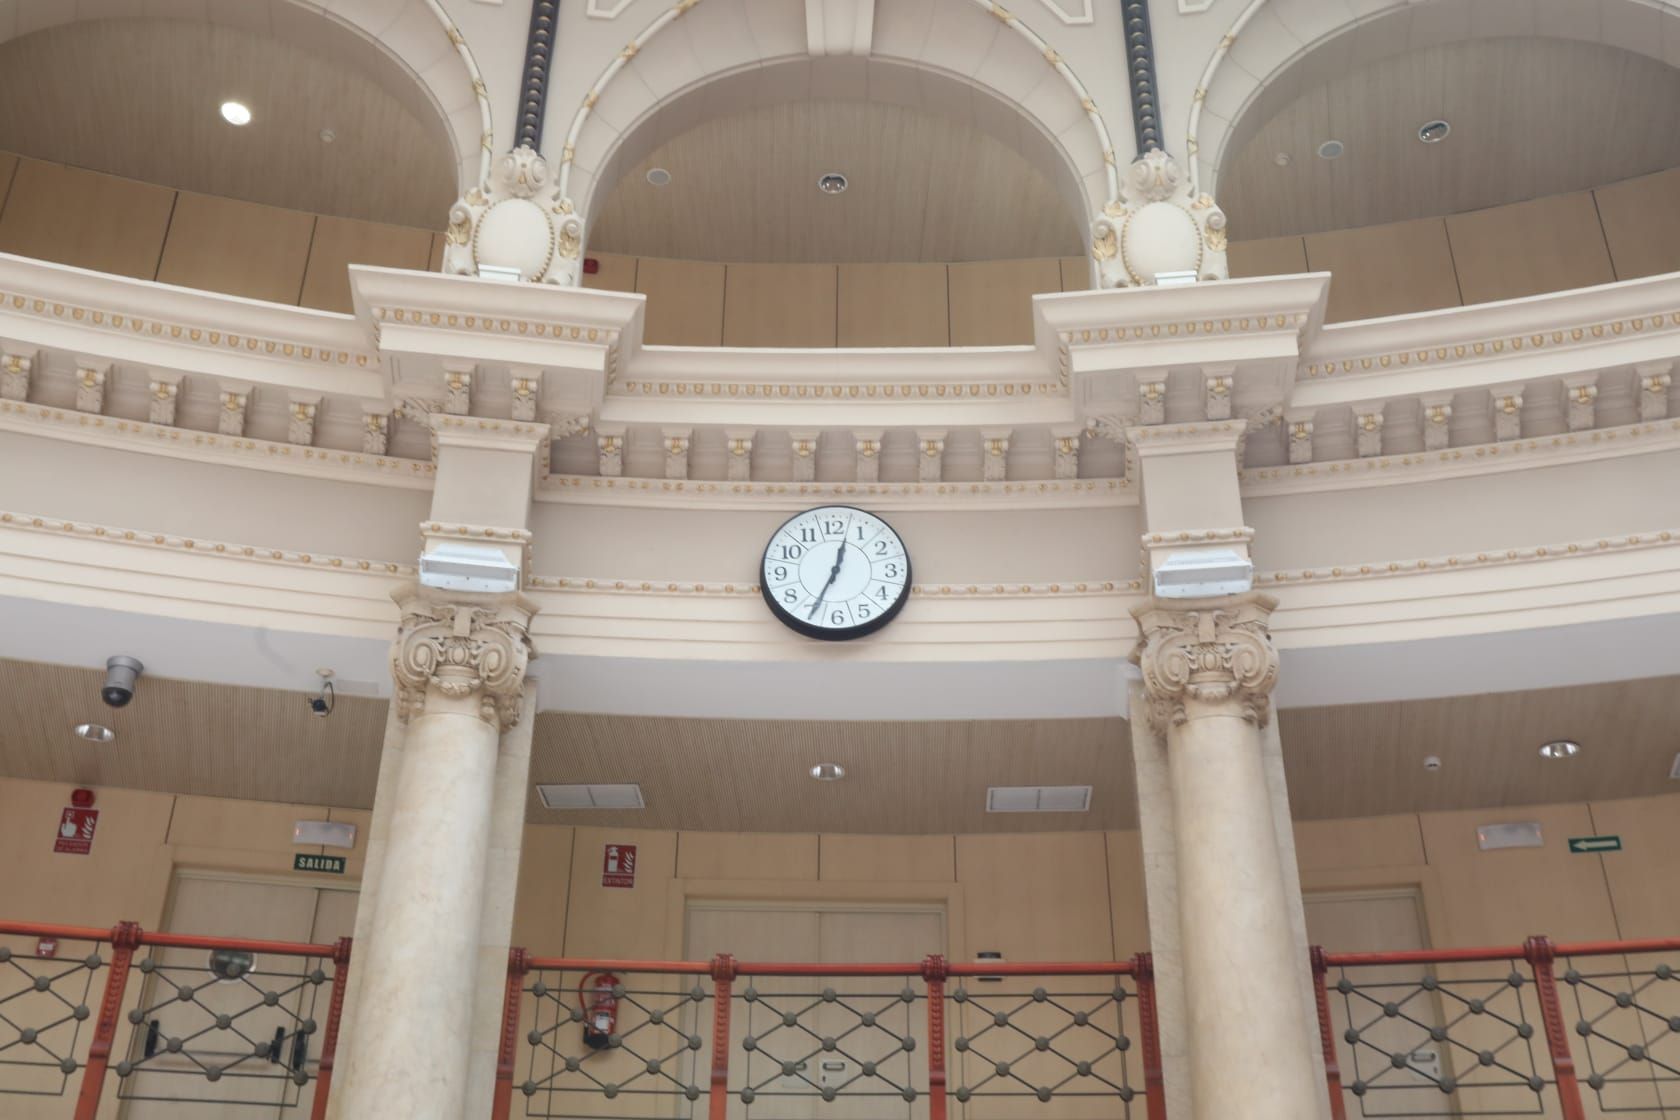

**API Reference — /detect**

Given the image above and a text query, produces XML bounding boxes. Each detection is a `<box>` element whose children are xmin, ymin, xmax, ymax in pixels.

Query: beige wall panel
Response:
<box><xmin>1294</xmin><ymin>814</ymin><xmax>1426</xmax><ymax>872</ymax></box>
<box><xmin>1593</xmin><ymin>167</ymin><xmax>1680</xmax><ymax>281</ymax></box>
<box><xmin>1445</xmin><ymin>191</ymin><xmax>1615</xmax><ymax>305</ymax></box>
<box><xmin>582</xmin><ymin>250</ymin><xmax>638</xmax><ymax>293</ymax></box>
<box><xmin>1417</xmin><ymin>803</ymin><xmax>1619</xmax><ymax>946</ymax></box>
<box><xmin>636</xmin><ymin>257</ymin><xmax>724</xmax><ymax>346</ymax></box>
<box><xmin>836</xmin><ymin>263</ymin><xmax>949</xmax><ymax>347</ymax></box>
<box><xmin>156</xmin><ymin>191</ymin><xmax>315</xmax><ymax>304</ymax></box>
<box><xmin>820</xmin><ymin>835</ymin><xmax>955</xmax><ymax>882</ymax></box>
<box><xmin>0</xmin><ymin>151</ymin><xmax>17</xmax><ymax>211</ymax></box>
<box><xmin>299</xmin><ymin>215</ymin><xmax>433</xmax><ymax>313</ymax></box>
<box><xmin>168</xmin><ymin>795</ymin><xmax>368</xmax><ymax>878</ymax></box>
<box><xmin>1059</xmin><ymin>255</ymin><xmax>1089</xmax><ymax>291</ymax></box>
<box><xmin>428</xmin><ymin>232</ymin><xmax>445</xmax><ymax>272</ymax></box>
<box><xmin>1304</xmin><ymin>218</ymin><xmax>1460</xmax><ymax>323</ymax></box>
<box><xmin>512</xmin><ymin>823</ymin><xmax>574</xmax><ymax>956</ymax></box>
<box><xmin>0</xmin><ymin>158</ymin><xmax>174</xmax><ymax>279</ymax></box>
<box><xmin>563</xmin><ymin>826</ymin><xmax>677</xmax><ymax>959</ymax></box>
<box><xmin>723</xmin><ymin>262</ymin><xmax>838</xmax><ymax>347</ymax></box>
<box><xmin>957</xmin><ymin>832</ymin><xmax>1114</xmax><ymax>960</ymax></box>
<box><xmin>1584</xmin><ymin>793</ymin><xmax>1680</xmax><ymax>939</ymax></box>
<box><xmin>948</xmin><ymin>258</ymin><xmax>1063</xmax><ymax>346</ymax></box>
<box><xmin>677</xmin><ymin>831</ymin><xmax>819</xmax><ymax>880</ymax></box>
<box><xmin>0</xmin><ymin>778</ymin><xmax>175</xmax><ymax>928</ymax></box>
<box><xmin>1105</xmin><ymin>830</ymin><xmax>1150</xmax><ymax>954</ymax></box>
<box><xmin>1227</xmin><ymin>235</ymin><xmax>1308</xmax><ymax>278</ymax></box>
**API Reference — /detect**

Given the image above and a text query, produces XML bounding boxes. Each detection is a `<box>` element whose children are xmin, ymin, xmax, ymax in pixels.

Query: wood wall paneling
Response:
<box><xmin>562</xmin><ymin>826</ymin><xmax>677</xmax><ymax>959</ymax></box>
<box><xmin>819</xmin><ymin>834</ymin><xmax>956</xmax><ymax>882</ymax></box>
<box><xmin>947</xmin><ymin>258</ymin><xmax>1063</xmax><ymax>346</ymax></box>
<box><xmin>582</xmin><ymin>250</ymin><xmax>638</xmax><ymax>293</ymax></box>
<box><xmin>0</xmin><ymin>158</ymin><xmax>175</xmax><ymax>280</ymax></box>
<box><xmin>955</xmin><ymin>832</ymin><xmax>1114</xmax><ymax>960</ymax></box>
<box><xmin>837</xmin><ymin>263</ymin><xmax>949</xmax><ymax>347</ymax></box>
<box><xmin>1293</xmin><ymin>814</ymin><xmax>1426</xmax><ymax>872</ymax></box>
<box><xmin>723</xmin><ymin>263</ymin><xmax>838</xmax><ymax>347</ymax></box>
<box><xmin>1593</xmin><ymin>167</ymin><xmax>1680</xmax><ymax>281</ymax></box>
<box><xmin>635</xmin><ymin>257</ymin><xmax>725</xmax><ymax>346</ymax></box>
<box><xmin>299</xmin><ymin>215</ymin><xmax>434</xmax><ymax>313</ymax></box>
<box><xmin>676</xmin><ymin>831</ymin><xmax>819</xmax><ymax>880</ymax></box>
<box><xmin>428</xmin><ymin>232</ymin><xmax>445</xmax><ymax>272</ymax></box>
<box><xmin>1227</xmin><ymin>234</ymin><xmax>1309</xmax><ymax>279</ymax></box>
<box><xmin>511</xmin><ymin>823</ymin><xmax>574</xmax><ymax>957</ymax></box>
<box><xmin>155</xmin><ymin>191</ymin><xmax>315</xmax><ymax>304</ymax></box>
<box><xmin>1104</xmin><ymin>830</ymin><xmax>1150</xmax><ymax>954</ymax></box>
<box><xmin>1583</xmin><ymin>795</ymin><xmax>1680</xmax><ymax>940</ymax></box>
<box><xmin>0</xmin><ymin>151</ymin><xmax>18</xmax><ymax>214</ymax></box>
<box><xmin>1445</xmin><ymin>190</ymin><xmax>1616</xmax><ymax>305</ymax></box>
<box><xmin>1059</xmin><ymin>255</ymin><xmax>1089</xmax><ymax>291</ymax></box>
<box><xmin>1303</xmin><ymin>218</ymin><xmax>1461</xmax><ymax>322</ymax></box>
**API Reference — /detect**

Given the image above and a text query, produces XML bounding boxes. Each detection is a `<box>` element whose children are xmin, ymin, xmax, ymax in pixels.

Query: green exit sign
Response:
<box><xmin>294</xmin><ymin>853</ymin><xmax>347</xmax><ymax>874</ymax></box>
<box><xmin>1567</xmin><ymin>836</ymin><xmax>1622</xmax><ymax>854</ymax></box>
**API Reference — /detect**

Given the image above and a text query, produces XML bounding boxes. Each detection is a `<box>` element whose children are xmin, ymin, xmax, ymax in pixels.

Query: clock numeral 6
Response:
<box><xmin>830</xmin><ymin>609</ymin><xmax>846</xmax><ymax>626</ymax></box>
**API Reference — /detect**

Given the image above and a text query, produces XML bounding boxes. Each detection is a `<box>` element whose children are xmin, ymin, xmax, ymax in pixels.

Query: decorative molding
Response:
<box><xmin>1354</xmin><ymin>410</ymin><xmax>1383</xmax><ymax>459</ymax></box>
<box><xmin>584</xmin><ymin>0</ymin><xmax>636</xmax><ymax>16</ymax></box>
<box><xmin>510</xmin><ymin>371</ymin><xmax>540</xmax><ymax>421</ymax></box>
<box><xmin>1638</xmin><ymin>361</ymin><xmax>1673</xmax><ymax>422</ymax></box>
<box><xmin>1132</xmin><ymin>593</ymin><xmax>1279</xmax><ymax>731</ymax></box>
<box><xmin>1137</xmin><ymin>378</ymin><xmax>1166</xmax><ymax>425</ymax></box>
<box><xmin>362</xmin><ymin>407</ymin><xmax>391</xmax><ymax>455</ymax></box>
<box><xmin>1036</xmin><ymin>0</ymin><xmax>1094</xmax><ymax>26</ymax></box>
<box><xmin>0</xmin><ymin>350</ymin><xmax>32</xmax><ymax>401</ymax></box>
<box><xmin>1091</xmin><ymin>150</ymin><xmax>1228</xmax><ymax>288</ymax></box>
<box><xmin>724</xmin><ymin>429</ymin><xmax>755</xmax><ymax>482</ymax></box>
<box><xmin>1052</xmin><ymin>426</ymin><xmax>1081</xmax><ymax>479</ymax></box>
<box><xmin>1493</xmin><ymin>392</ymin><xmax>1523</xmax><ymax>442</ymax></box>
<box><xmin>1563</xmin><ymin>376</ymin><xmax>1598</xmax><ymax>432</ymax></box>
<box><xmin>148</xmin><ymin>374</ymin><xmax>182</xmax><ymax>427</ymax></box>
<box><xmin>981</xmin><ymin>428</ymin><xmax>1012</xmax><ymax>482</ymax></box>
<box><xmin>1256</xmin><ymin>529</ymin><xmax>1680</xmax><ymax>588</ymax></box>
<box><xmin>1119</xmin><ymin>0</ymin><xmax>1161</xmax><ymax>151</ymax></box>
<box><xmin>1421</xmin><ymin>396</ymin><xmax>1452</xmax><ymax>451</ymax></box>
<box><xmin>527</xmin><ymin>574</ymin><xmax>1135</xmax><ymax>597</ymax></box>
<box><xmin>853</xmin><ymin>430</ymin><xmax>881</xmax><ymax>484</ymax></box>
<box><xmin>1203</xmin><ymin>369</ymin><xmax>1232</xmax><ymax>421</ymax></box>
<box><xmin>443</xmin><ymin>364</ymin><xmax>473</xmax><ymax>415</ymax></box>
<box><xmin>790</xmin><ymin>430</ymin><xmax>819</xmax><ymax>483</ymax></box>
<box><xmin>287</xmin><ymin>393</ymin><xmax>321</xmax><ymax>447</ymax></box>
<box><xmin>596</xmin><ymin>424</ymin><xmax>624</xmax><ymax>477</ymax></box>
<box><xmin>917</xmin><ymin>429</ymin><xmax>947</xmax><ymax>483</ymax></box>
<box><xmin>218</xmin><ymin>383</ymin><xmax>250</xmax><ymax>437</ymax></box>
<box><xmin>614</xmin><ymin>376</ymin><xmax>1062</xmax><ymax>400</ymax></box>
<box><xmin>390</xmin><ymin>589</ymin><xmax>537</xmax><ymax>731</ymax></box>
<box><xmin>516</xmin><ymin>1</ymin><xmax>559</xmax><ymax>151</ymax></box>
<box><xmin>74</xmin><ymin>363</ymin><xmax>108</xmax><ymax>415</ymax></box>
<box><xmin>663</xmin><ymin>427</ymin><xmax>691</xmax><ymax>479</ymax></box>
<box><xmin>1286</xmin><ymin>413</ymin><xmax>1313</xmax><ymax>464</ymax></box>
<box><xmin>536</xmin><ymin>474</ymin><xmax>1134</xmax><ymax>511</ymax></box>
<box><xmin>441</xmin><ymin>146</ymin><xmax>584</xmax><ymax>286</ymax></box>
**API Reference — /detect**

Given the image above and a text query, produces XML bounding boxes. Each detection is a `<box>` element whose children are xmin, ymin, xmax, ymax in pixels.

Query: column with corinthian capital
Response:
<box><xmin>1131</xmin><ymin>592</ymin><xmax>1323</xmax><ymax>1119</ymax></box>
<box><xmin>333</xmin><ymin>587</ymin><xmax>536</xmax><ymax>1120</ymax></box>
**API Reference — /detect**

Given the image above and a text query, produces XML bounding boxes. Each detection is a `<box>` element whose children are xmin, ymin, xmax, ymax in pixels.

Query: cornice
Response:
<box><xmin>619</xmin><ymin>343</ymin><xmax>1060</xmax><ymax>401</ymax></box>
<box><xmin>1256</xmin><ymin>528</ymin><xmax>1680</xmax><ymax>589</ymax></box>
<box><xmin>1126</xmin><ymin>420</ymin><xmax>1245</xmax><ymax>457</ymax></box>
<box><xmin>535</xmin><ymin>475</ymin><xmax>1137</xmax><ymax>511</ymax></box>
<box><xmin>1240</xmin><ymin>419</ymin><xmax>1680</xmax><ymax>497</ymax></box>
<box><xmin>0</xmin><ymin>399</ymin><xmax>436</xmax><ymax>489</ymax></box>
<box><xmin>527</xmin><ymin>575</ymin><xmax>1138</xmax><ymax>598</ymax></box>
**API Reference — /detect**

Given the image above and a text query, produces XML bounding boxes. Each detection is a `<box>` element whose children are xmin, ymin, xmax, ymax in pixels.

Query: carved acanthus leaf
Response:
<box><xmin>389</xmin><ymin>591</ymin><xmax>536</xmax><ymax>732</ymax></box>
<box><xmin>1131</xmin><ymin>594</ymin><xmax>1279</xmax><ymax>732</ymax></box>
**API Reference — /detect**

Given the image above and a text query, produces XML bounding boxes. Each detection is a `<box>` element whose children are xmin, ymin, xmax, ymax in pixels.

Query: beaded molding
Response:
<box><xmin>1257</xmin><ymin>529</ymin><xmax>1680</xmax><ymax>587</ymax></box>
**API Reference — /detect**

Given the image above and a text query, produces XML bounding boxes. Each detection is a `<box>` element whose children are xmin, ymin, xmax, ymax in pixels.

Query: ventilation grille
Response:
<box><xmin>986</xmin><ymin>785</ymin><xmax>1092</xmax><ymax>813</ymax></box>
<box><xmin>537</xmin><ymin>783</ymin><xmax>645</xmax><ymax>810</ymax></box>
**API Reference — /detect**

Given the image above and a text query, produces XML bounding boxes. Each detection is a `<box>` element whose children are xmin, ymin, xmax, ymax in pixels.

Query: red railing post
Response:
<box><xmin>1525</xmin><ymin>936</ymin><xmax>1586</xmax><ymax>1120</ymax></box>
<box><xmin>1133</xmin><ymin>953</ymin><xmax>1167</xmax><ymax>1120</ymax></box>
<box><xmin>491</xmin><ymin>948</ymin><xmax>529</xmax><ymax>1120</ymax></box>
<box><xmin>708</xmin><ymin>954</ymin><xmax>737</xmax><ymax>1120</ymax></box>
<box><xmin>73</xmin><ymin>920</ymin><xmax>140</xmax><ymax>1120</ymax></box>
<box><xmin>921</xmin><ymin>954</ymin><xmax>949</xmax><ymax>1120</ymax></box>
<box><xmin>1311</xmin><ymin>947</ymin><xmax>1348</xmax><ymax>1120</ymax></box>
<box><xmin>309</xmin><ymin>937</ymin><xmax>352</xmax><ymax>1120</ymax></box>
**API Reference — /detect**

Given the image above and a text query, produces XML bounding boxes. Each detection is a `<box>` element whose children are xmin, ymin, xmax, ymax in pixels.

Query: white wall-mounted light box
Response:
<box><xmin>293</xmin><ymin>820</ymin><xmax>357</xmax><ymax>849</ymax></box>
<box><xmin>1476</xmin><ymin>821</ymin><xmax>1543</xmax><ymax>851</ymax></box>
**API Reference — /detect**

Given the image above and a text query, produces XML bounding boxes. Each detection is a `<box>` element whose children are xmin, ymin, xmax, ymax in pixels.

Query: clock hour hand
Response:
<box><xmin>807</xmin><ymin>540</ymin><xmax>847</xmax><ymax>619</ymax></box>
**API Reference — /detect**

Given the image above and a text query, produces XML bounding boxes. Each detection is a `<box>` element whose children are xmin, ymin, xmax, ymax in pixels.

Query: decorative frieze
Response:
<box><xmin>286</xmin><ymin>394</ymin><xmax>321</xmax><ymax>447</ymax></box>
<box><xmin>1286</xmin><ymin>413</ymin><xmax>1313</xmax><ymax>464</ymax></box>
<box><xmin>1137</xmin><ymin>378</ymin><xmax>1166</xmax><ymax>425</ymax></box>
<box><xmin>1563</xmin><ymin>376</ymin><xmax>1598</xmax><ymax>432</ymax></box>
<box><xmin>1132</xmin><ymin>593</ymin><xmax>1279</xmax><ymax>732</ymax></box>
<box><xmin>917</xmin><ymin>430</ymin><xmax>947</xmax><ymax>483</ymax></box>
<box><xmin>1354</xmin><ymin>410</ymin><xmax>1383</xmax><ymax>459</ymax></box>
<box><xmin>790</xmin><ymin>430</ymin><xmax>819</xmax><ymax>483</ymax></box>
<box><xmin>218</xmin><ymin>384</ymin><xmax>251</xmax><ymax>436</ymax></box>
<box><xmin>981</xmin><ymin>428</ymin><xmax>1012</xmax><ymax>482</ymax></box>
<box><xmin>1493</xmin><ymin>392</ymin><xmax>1523</xmax><ymax>442</ymax></box>
<box><xmin>0</xmin><ymin>351</ymin><xmax>33</xmax><ymax>402</ymax></box>
<box><xmin>662</xmin><ymin>428</ymin><xmax>691</xmax><ymax>480</ymax></box>
<box><xmin>853</xmin><ymin>430</ymin><xmax>881</xmax><ymax>483</ymax></box>
<box><xmin>1638</xmin><ymin>362</ymin><xmax>1672</xmax><ymax>422</ymax></box>
<box><xmin>725</xmin><ymin>429</ymin><xmax>755</xmax><ymax>482</ymax></box>
<box><xmin>1203</xmin><ymin>369</ymin><xmax>1232</xmax><ymax>421</ymax></box>
<box><xmin>443</xmin><ymin>364</ymin><xmax>473</xmax><ymax>416</ymax></box>
<box><xmin>596</xmin><ymin>424</ymin><xmax>624</xmax><ymax>477</ymax></box>
<box><xmin>74</xmin><ymin>363</ymin><xmax>108</xmax><ymax>415</ymax></box>
<box><xmin>510</xmin><ymin>371</ymin><xmax>540</xmax><ymax>422</ymax></box>
<box><xmin>1091</xmin><ymin>150</ymin><xmax>1228</xmax><ymax>288</ymax></box>
<box><xmin>1053</xmin><ymin>426</ymin><xmax>1082</xmax><ymax>480</ymax></box>
<box><xmin>1421</xmin><ymin>396</ymin><xmax>1453</xmax><ymax>451</ymax></box>
<box><xmin>390</xmin><ymin>590</ymin><xmax>537</xmax><ymax>732</ymax></box>
<box><xmin>148</xmin><ymin>374</ymin><xmax>182</xmax><ymax>426</ymax></box>
<box><xmin>362</xmin><ymin>407</ymin><xmax>390</xmax><ymax>455</ymax></box>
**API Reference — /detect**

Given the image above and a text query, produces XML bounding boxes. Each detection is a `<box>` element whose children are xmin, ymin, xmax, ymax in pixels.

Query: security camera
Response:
<box><xmin>308</xmin><ymin>679</ymin><xmax>334</xmax><ymax>718</ymax></box>
<box><xmin>101</xmin><ymin>656</ymin><xmax>144</xmax><ymax>708</ymax></box>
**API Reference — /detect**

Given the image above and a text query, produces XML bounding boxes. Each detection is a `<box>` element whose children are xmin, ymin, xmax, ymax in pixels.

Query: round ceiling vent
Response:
<box><xmin>73</xmin><ymin>723</ymin><xmax>114</xmax><ymax>743</ymax></box>
<box><xmin>1418</xmin><ymin>119</ymin><xmax>1451</xmax><ymax>143</ymax></box>
<box><xmin>817</xmin><ymin>172</ymin><xmax>849</xmax><ymax>195</ymax></box>
<box><xmin>809</xmin><ymin>763</ymin><xmax>846</xmax><ymax>781</ymax></box>
<box><xmin>1316</xmin><ymin>139</ymin><xmax>1344</xmax><ymax>160</ymax></box>
<box><xmin>645</xmin><ymin>167</ymin><xmax>672</xmax><ymax>187</ymax></box>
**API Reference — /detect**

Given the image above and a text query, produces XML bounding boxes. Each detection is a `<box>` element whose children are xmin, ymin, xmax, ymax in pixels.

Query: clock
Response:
<box><xmin>760</xmin><ymin>505</ymin><xmax>911</xmax><ymax>640</ymax></box>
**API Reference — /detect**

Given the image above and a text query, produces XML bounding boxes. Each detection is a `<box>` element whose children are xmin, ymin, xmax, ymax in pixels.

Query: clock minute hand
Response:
<box><xmin>807</xmin><ymin>540</ymin><xmax>847</xmax><ymax>619</ymax></box>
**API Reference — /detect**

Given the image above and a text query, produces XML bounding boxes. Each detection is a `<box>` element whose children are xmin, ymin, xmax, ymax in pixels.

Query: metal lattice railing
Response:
<box><xmin>0</xmin><ymin>935</ymin><xmax>104</xmax><ymax>1099</ymax></box>
<box><xmin>1562</xmin><ymin>947</ymin><xmax>1680</xmax><ymax>1113</ymax></box>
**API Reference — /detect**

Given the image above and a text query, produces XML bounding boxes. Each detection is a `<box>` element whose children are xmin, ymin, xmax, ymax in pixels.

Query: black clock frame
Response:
<box><xmin>760</xmin><ymin>505</ymin><xmax>912</xmax><ymax>641</ymax></box>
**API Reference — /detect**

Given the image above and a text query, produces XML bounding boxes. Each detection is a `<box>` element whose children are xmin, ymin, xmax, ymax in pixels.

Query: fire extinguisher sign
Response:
<box><xmin>602</xmin><ymin>843</ymin><xmax>637</xmax><ymax>888</ymax></box>
<box><xmin>54</xmin><ymin>807</ymin><xmax>99</xmax><ymax>855</ymax></box>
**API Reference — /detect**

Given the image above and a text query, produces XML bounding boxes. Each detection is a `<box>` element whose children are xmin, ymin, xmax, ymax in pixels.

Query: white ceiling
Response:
<box><xmin>586</xmin><ymin>97</ymin><xmax>1083</xmax><ymax>264</ymax></box>
<box><xmin>1220</xmin><ymin>36</ymin><xmax>1680</xmax><ymax>240</ymax></box>
<box><xmin>0</xmin><ymin>16</ymin><xmax>455</xmax><ymax>229</ymax></box>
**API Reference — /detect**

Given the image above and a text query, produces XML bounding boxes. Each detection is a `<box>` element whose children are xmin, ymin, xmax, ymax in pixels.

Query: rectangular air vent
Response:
<box><xmin>986</xmin><ymin>785</ymin><xmax>1092</xmax><ymax>813</ymax></box>
<box><xmin>537</xmin><ymin>783</ymin><xmax>645</xmax><ymax>811</ymax></box>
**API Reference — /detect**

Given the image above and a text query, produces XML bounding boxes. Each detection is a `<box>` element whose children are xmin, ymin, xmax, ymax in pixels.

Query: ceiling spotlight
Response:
<box><xmin>1539</xmin><ymin>739</ymin><xmax>1581</xmax><ymax>760</ymax></box>
<box><xmin>645</xmin><ymin>167</ymin><xmax>671</xmax><ymax>187</ymax></box>
<box><xmin>1316</xmin><ymin>139</ymin><xmax>1344</xmax><ymax>160</ymax></box>
<box><xmin>220</xmin><ymin>101</ymin><xmax>252</xmax><ymax>126</ymax></box>
<box><xmin>1273</xmin><ymin>152</ymin><xmax>1292</xmax><ymax>167</ymax></box>
<box><xmin>817</xmin><ymin>172</ymin><xmax>849</xmax><ymax>195</ymax></box>
<box><xmin>319</xmin><ymin>128</ymin><xmax>336</xmax><ymax>144</ymax></box>
<box><xmin>1418</xmin><ymin>119</ymin><xmax>1451</xmax><ymax>143</ymax></box>
<box><xmin>73</xmin><ymin>723</ymin><xmax>114</xmax><ymax>743</ymax></box>
<box><xmin>1422</xmin><ymin>755</ymin><xmax>1442</xmax><ymax>772</ymax></box>
<box><xmin>809</xmin><ymin>763</ymin><xmax>846</xmax><ymax>781</ymax></box>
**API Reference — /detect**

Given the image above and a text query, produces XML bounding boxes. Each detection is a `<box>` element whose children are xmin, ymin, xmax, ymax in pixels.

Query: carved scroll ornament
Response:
<box><xmin>390</xmin><ymin>590</ymin><xmax>537</xmax><ymax>731</ymax></box>
<box><xmin>1131</xmin><ymin>593</ymin><xmax>1279</xmax><ymax>732</ymax></box>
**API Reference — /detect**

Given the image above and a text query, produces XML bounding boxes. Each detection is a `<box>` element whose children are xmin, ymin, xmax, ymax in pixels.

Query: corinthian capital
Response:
<box><xmin>390</xmin><ymin>588</ymin><xmax>537</xmax><ymax>731</ymax></box>
<box><xmin>1131</xmin><ymin>593</ymin><xmax>1279</xmax><ymax>732</ymax></box>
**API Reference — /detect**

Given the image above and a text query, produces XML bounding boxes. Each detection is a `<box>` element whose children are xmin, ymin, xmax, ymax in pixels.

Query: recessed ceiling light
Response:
<box><xmin>319</xmin><ymin>128</ymin><xmax>336</xmax><ymax>144</ymax></box>
<box><xmin>809</xmin><ymin>763</ymin><xmax>846</xmax><ymax>781</ymax></box>
<box><xmin>1273</xmin><ymin>152</ymin><xmax>1292</xmax><ymax>167</ymax></box>
<box><xmin>817</xmin><ymin>172</ymin><xmax>848</xmax><ymax>195</ymax></box>
<box><xmin>73</xmin><ymin>723</ymin><xmax>114</xmax><ymax>743</ymax></box>
<box><xmin>220</xmin><ymin>101</ymin><xmax>252</xmax><ymax>126</ymax></box>
<box><xmin>645</xmin><ymin>167</ymin><xmax>671</xmax><ymax>187</ymax></box>
<box><xmin>1539</xmin><ymin>739</ymin><xmax>1581</xmax><ymax>760</ymax></box>
<box><xmin>1316</xmin><ymin>140</ymin><xmax>1344</xmax><ymax>160</ymax></box>
<box><xmin>1418</xmin><ymin>119</ymin><xmax>1451</xmax><ymax>143</ymax></box>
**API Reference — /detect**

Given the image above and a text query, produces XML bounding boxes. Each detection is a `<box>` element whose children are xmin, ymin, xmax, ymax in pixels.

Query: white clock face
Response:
<box><xmin>761</xmin><ymin>506</ymin><xmax>911</xmax><ymax>640</ymax></box>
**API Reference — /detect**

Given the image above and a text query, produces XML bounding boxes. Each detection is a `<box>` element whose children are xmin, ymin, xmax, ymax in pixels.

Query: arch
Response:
<box><xmin>551</xmin><ymin>0</ymin><xmax>1122</xmax><ymax>236</ymax></box>
<box><xmin>0</xmin><ymin>0</ymin><xmax>491</xmax><ymax>197</ymax></box>
<box><xmin>1187</xmin><ymin>0</ymin><xmax>1680</xmax><ymax>200</ymax></box>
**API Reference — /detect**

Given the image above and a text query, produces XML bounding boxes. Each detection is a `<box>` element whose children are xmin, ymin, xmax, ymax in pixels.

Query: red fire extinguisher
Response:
<box><xmin>579</xmin><ymin>970</ymin><xmax>621</xmax><ymax>1050</ymax></box>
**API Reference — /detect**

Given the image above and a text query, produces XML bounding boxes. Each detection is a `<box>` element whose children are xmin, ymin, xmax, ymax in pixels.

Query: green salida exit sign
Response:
<box><xmin>1567</xmin><ymin>836</ymin><xmax>1622</xmax><ymax>854</ymax></box>
<box><xmin>294</xmin><ymin>853</ymin><xmax>347</xmax><ymax>874</ymax></box>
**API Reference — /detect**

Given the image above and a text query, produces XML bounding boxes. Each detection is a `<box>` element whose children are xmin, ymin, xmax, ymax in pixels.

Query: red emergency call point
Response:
<box><xmin>70</xmin><ymin>788</ymin><xmax>96</xmax><ymax>808</ymax></box>
<box><xmin>35</xmin><ymin>937</ymin><xmax>58</xmax><ymax>958</ymax></box>
<box><xmin>582</xmin><ymin>257</ymin><xmax>600</xmax><ymax>275</ymax></box>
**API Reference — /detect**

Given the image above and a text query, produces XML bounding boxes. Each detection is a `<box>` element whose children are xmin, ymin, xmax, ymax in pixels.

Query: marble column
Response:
<box><xmin>333</xmin><ymin>587</ymin><xmax>536</xmax><ymax>1120</ymax></box>
<box><xmin>1132</xmin><ymin>593</ymin><xmax>1322</xmax><ymax>1119</ymax></box>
